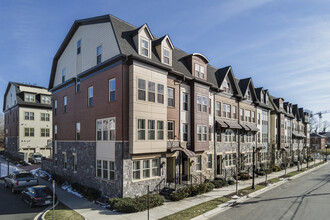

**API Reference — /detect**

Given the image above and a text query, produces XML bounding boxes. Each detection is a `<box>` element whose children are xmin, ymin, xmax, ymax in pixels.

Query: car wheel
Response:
<box><xmin>29</xmin><ymin>200</ymin><xmax>34</xmax><ymax>208</ymax></box>
<box><xmin>11</xmin><ymin>186</ymin><xmax>15</xmax><ymax>194</ymax></box>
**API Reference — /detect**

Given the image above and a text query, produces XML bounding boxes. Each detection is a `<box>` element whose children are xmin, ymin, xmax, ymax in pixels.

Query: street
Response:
<box><xmin>210</xmin><ymin>162</ymin><xmax>330</xmax><ymax>220</ymax></box>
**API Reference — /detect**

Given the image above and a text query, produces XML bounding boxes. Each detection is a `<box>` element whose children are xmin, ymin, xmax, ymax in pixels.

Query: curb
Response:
<box><xmin>34</xmin><ymin>200</ymin><xmax>59</xmax><ymax>220</ymax></box>
<box><xmin>192</xmin><ymin>162</ymin><xmax>327</xmax><ymax>220</ymax></box>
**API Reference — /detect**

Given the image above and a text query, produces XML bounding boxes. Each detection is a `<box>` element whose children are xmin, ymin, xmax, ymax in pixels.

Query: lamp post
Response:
<box><xmin>325</xmin><ymin>145</ymin><xmax>328</xmax><ymax>162</ymax></box>
<box><xmin>252</xmin><ymin>141</ymin><xmax>256</xmax><ymax>190</ymax></box>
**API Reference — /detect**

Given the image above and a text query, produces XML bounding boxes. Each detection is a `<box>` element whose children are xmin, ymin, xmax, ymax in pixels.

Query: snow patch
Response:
<box><xmin>30</xmin><ymin>168</ymin><xmax>51</xmax><ymax>178</ymax></box>
<box><xmin>61</xmin><ymin>185</ymin><xmax>84</xmax><ymax>198</ymax></box>
<box><xmin>1</xmin><ymin>162</ymin><xmax>20</xmax><ymax>177</ymax></box>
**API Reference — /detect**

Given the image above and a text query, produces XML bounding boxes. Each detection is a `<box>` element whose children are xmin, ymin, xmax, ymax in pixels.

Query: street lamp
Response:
<box><xmin>252</xmin><ymin>141</ymin><xmax>256</xmax><ymax>190</ymax></box>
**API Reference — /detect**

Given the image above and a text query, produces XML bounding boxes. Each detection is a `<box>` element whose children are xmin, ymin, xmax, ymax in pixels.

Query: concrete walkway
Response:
<box><xmin>36</xmin><ymin>159</ymin><xmax>323</xmax><ymax>220</ymax></box>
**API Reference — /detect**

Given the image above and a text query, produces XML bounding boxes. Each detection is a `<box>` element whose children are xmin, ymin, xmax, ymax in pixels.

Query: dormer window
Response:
<box><xmin>62</xmin><ymin>68</ymin><xmax>66</xmax><ymax>83</ymax></box>
<box><xmin>77</xmin><ymin>40</ymin><xmax>81</xmax><ymax>55</ymax></box>
<box><xmin>25</xmin><ymin>93</ymin><xmax>35</xmax><ymax>103</ymax></box>
<box><xmin>247</xmin><ymin>91</ymin><xmax>251</xmax><ymax>101</ymax></box>
<box><xmin>260</xmin><ymin>93</ymin><xmax>264</xmax><ymax>103</ymax></box>
<box><xmin>97</xmin><ymin>45</ymin><xmax>102</xmax><ymax>64</ymax></box>
<box><xmin>141</xmin><ymin>39</ymin><xmax>149</xmax><ymax>57</ymax></box>
<box><xmin>200</xmin><ymin>66</ymin><xmax>205</xmax><ymax>79</ymax></box>
<box><xmin>41</xmin><ymin>96</ymin><xmax>51</xmax><ymax>104</ymax></box>
<box><xmin>266</xmin><ymin>95</ymin><xmax>269</xmax><ymax>104</ymax></box>
<box><xmin>195</xmin><ymin>64</ymin><xmax>200</xmax><ymax>77</ymax></box>
<box><xmin>163</xmin><ymin>48</ymin><xmax>170</xmax><ymax>64</ymax></box>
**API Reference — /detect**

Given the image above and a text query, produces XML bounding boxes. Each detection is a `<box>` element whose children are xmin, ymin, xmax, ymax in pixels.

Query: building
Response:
<box><xmin>46</xmin><ymin>14</ymin><xmax>311</xmax><ymax>198</ymax></box>
<box><xmin>310</xmin><ymin>133</ymin><xmax>326</xmax><ymax>151</ymax></box>
<box><xmin>3</xmin><ymin>82</ymin><xmax>52</xmax><ymax>160</ymax></box>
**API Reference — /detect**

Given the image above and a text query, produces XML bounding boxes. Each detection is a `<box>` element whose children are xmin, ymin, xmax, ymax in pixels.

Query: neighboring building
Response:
<box><xmin>310</xmin><ymin>133</ymin><xmax>326</xmax><ymax>151</ymax></box>
<box><xmin>3</xmin><ymin>82</ymin><xmax>52</xmax><ymax>160</ymax></box>
<box><xmin>46</xmin><ymin>14</ymin><xmax>311</xmax><ymax>198</ymax></box>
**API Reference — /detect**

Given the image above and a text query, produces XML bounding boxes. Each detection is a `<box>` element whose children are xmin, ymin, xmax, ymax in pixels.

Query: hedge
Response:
<box><xmin>109</xmin><ymin>194</ymin><xmax>165</xmax><ymax>213</ymax></box>
<box><xmin>169</xmin><ymin>182</ymin><xmax>215</xmax><ymax>201</ymax></box>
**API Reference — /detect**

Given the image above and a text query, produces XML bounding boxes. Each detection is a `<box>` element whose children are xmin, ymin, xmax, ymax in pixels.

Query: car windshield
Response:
<box><xmin>34</xmin><ymin>155</ymin><xmax>42</xmax><ymax>158</ymax></box>
<box><xmin>35</xmin><ymin>187</ymin><xmax>52</xmax><ymax>196</ymax></box>
<box><xmin>16</xmin><ymin>173</ymin><xmax>34</xmax><ymax>178</ymax></box>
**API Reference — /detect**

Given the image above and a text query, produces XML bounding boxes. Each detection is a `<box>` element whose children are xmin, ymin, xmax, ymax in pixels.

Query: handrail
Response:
<box><xmin>154</xmin><ymin>178</ymin><xmax>166</xmax><ymax>193</ymax></box>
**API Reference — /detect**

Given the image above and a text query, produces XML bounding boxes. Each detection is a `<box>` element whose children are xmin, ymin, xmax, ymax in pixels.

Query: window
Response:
<box><xmin>97</xmin><ymin>45</ymin><xmax>102</xmax><ymax>64</ymax></box>
<box><xmin>41</xmin><ymin>128</ymin><xmax>50</xmax><ymax>137</ymax></box>
<box><xmin>103</xmin><ymin>161</ymin><xmax>108</xmax><ymax>179</ymax></box>
<box><xmin>252</xmin><ymin>112</ymin><xmax>255</xmax><ymax>123</ymax></box>
<box><xmin>109</xmin><ymin>79</ymin><xmax>116</xmax><ymax>101</ymax></box>
<box><xmin>41</xmin><ymin>96</ymin><xmax>51</xmax><ymax>104</ymax></box>
<box><xmin>207</xmin><ymin>154</ymin><xmax>212</xmax><ymax>169</ymax></box>
<box><xmin>25</xmin><ymin>93</ymin><xmax>35</xmax><ymax>102</ymax></box>
<box><xmin>202</xmin><ymin>97</ymin><xmax>207</xmax><ymax>112</ymax></box>
<box><xmin>168</xmin><ymin>121</ymin><xmax>174</xmax><ymax>139</ymax></box>
<box><xmin>109</xmin><ymin>161</ymin><xmax>115</xmax><ymax>180</ymax></box>
<box><xmin>233</xmin><ymin>106</ymin><xmax>237</xmax><ymax>119</ymax></box>
<box><xmin>225</xmin><ymin>153</ymin><xmax>236</xmax><ymax>167</ymax></box>
<box><xmin>73</xmin><ymin>153</ymin><xmax>77</xmax><ymax>172</ymax></box>
<box><xmin>209</xmin><ymin>98</ymin><xmax>212</xmax><ymax>114</ymax></box>
<box><xmin>63</xmin><ymin>96</ymin><xmax>67</xmax><ymax>112</ymax></box>
<box><xmin>54</xmin><ymin>100</ymin><xmax>57</xmax><ymax>115</ymax></box>
<box><xmin>183</xmin><ymin>93</ymin><xmax>188</xmax><ymax>111</ymax></box>
<box><xmin>223</xmin><ymin>104</ymin><xmax>231</xmax><ymax>118</ymax></box>
<box><xmin>96</xmin><ymin>118</ymin><xmax>116</xmax><ymax>141</ymax></box>
<box><xmin>240</xmin><ymin>108</ymin><xmax>244</xmax><ymax>121</ymax></box>
<box><xmin>200</xmin><ymin>66</ymin><xmax>205</xmax><ymax>79</ymax></box>
<box><xmin>163</xmin><ymin>48</ymin><xmax>170</xmax><ymax>64</ymax></box>
<box><xmin>148</xmin><ymin>82</ymin><xmax>155</xmax><ymax>102</ymax></box>
<box><xmin>168</xmin><ymin>88</ymin><xmax>174</xmax><ymax>107</ymax></box>
<box><xmin>77</xmin><ymin>40</ymin><xmax>81</xmax><ymax>55</ymax></box>
<box><xmin>63</xmin><ymin>152</ymin><xmax>67</xmax><ymax>169</ymax></box>
<box><xmin>216</xmin><ymin>102</ymin><xmax>221</xmax><ymax>116</ymax></box>
<box><xmin>183</xmin><ymin>124</ymin><xmax>188</xmax><ymax>141</ymax></box>
<box><xmin>88</xmin><ymin>86</ymin><xmax>93</xmax><ymax>107</ymax></box>
<box><xmin>209</xmin><ymin>125</ymin><xmax>212</xmax><ymax>141</ymax></box>
<box><xmin>225</xmin><ymin>129</ymin><xmax>236</xmax><ymax>142</ymax></box>
<box><xmin>76</xmin><ymin>122</ymin><xmax>80</xmax><ymax>140</ymax></box>
<box><xmin>76</xmin><ymin>79</ymin><xmax>80</xmax><ymax>93</ymax></box>
<box><xmin>133</xmin><ymin>161</ymin><xmax>141</xmax><ymax>180</ymax></box>
<box><xmin>203</xmin><ymin>126</ymin><xmax>207</xmax><ymax>141</ymax></box>
<box><xmin>41</xmin><ymin>113</ymin><xmax>50</xmax><ymax>121</ymax></box>
<box><xmin>197</xmin><ymin>95</ymin><xmax>202</xmax><ymax>112</ymax></box>
<box><xmin>157</xmin><ymin>84</ymin><xmax>164</xmax><ymax>104</ymax></box>
<box><xmin>97</xmin><ymin>160</ymin><xmax>102</xmax><ymax>177</ymax></box>
<box><xmin>24</xmin><ymin>128</ymin><xmax>34</xmax><ymax>137</ymax></box>
<box><xmin>217</xmin><ymin>129</ymin><xmax>221</xmax><ymax>142</ymax></box>
<box><xmin>195</xmin><ymin>64</ymin><xmax>200</xmax><ymax>77</ymax></box>
<box><xmin>62</xmin><ymin>68</ymin><xmax>66</xmax><ymax>83</ymax></box>
<box><xmin>138</xmin><ymin>79</ymin><xmax>146</xmax><ymax>101</ymax></box>
<box><xmin>148</xmin><ymin>120</ymin><xmax>155</xmax><ymax>140</ymax></box>
<box><xmin>143</xmin><ymin>160</ymin><xmax>150</xmax><ymax>178</ymax></box>
<box><xmin>245</xmin><ymin>110</ymin><xmax>251</xmax><ymax>122</ymax></box>
<box><xmin>54</xmin><ymin>125</ymin><xmax>57</xmax><ymax>140</ymax></box>
<box><xmin>245</xmin><ymin>152</ymin><xmax>253</xmax><ymax>164</ymax></box>
<box><xmin>260</xmin><ymin>93</ymin><xmax>264</xmax><ymax>103</ymax></box>
<box><xmin>197</xmin><ymin>125</ymin><xmax>202</xmax><ymax>141</ymax></box>
<box><xmin>24</xmin><ymin>112</ymin><xmax>34</xmax><ymax>120</ymax></box>
<box><xmin>246</xmin><ymin>91</ymin><xmax>252</xmax><ymax>101</ymax></box>
<box><xmin>152</xmin><ymin>159</ymin><xmax>159</xmax><ymax>176</ymax></box>
<box><xmin>141</xmin><ymin>39</ymin><xmax>149</xmax><ymax>56</ymax></box>
<box><xmin>138</xmin><ymin>119</ymin><xmax>145</xmax><ymax>140</ymax></box>
<box><xmin>157</xmin><ymin>121</ymin><xmax>164</xmax><ymax>140</ymax></box>
<box><xmin>196</xmin><ymin>155</ymin><xmax>201</xmax><ymax>170</ymax></box>
<box><xmin>258</xmin><ymin>113</ymin><xmax>261</xmax><ymax>124</ymax></box>
<box><xmin>266</xmin><ymin>95</ymin><xmax>269</xmax><ymax>104</ymax></box>
<box><xmin>246</xmin><ymin>131</ymin><xmax>253</xmax><ymax>142</ymax></box>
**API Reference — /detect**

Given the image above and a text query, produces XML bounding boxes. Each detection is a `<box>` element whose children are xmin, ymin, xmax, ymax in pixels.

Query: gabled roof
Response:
<box><xmin>131</xmin><ymin>23</ymin><xmax>154</xmax><ymax>40</ymax></box>
<box><xmin>269</xmin><ymin>95</ymin><xmax>279</xmax><ymax>113</ymax></box>
<box><xmin>255</xmin><ymin>87</ymin><xmax>273</xmax><ymax>110</ymax></box>
<box><xmin>212</xmin><ymin>66</ymin><xmax>242</xmax><ymax>97</ymax></box>
<box><xmin>292</xmin><ymin>104</ymin><xmax>301</xmax><ymax>120</ymax></box>
<box><xmin>238</xmin><ymin>77</ymin><xmax>259</xmax><ymax>103</ymax></box>
<box><xmin>153</xmin><ymin>35</ymin><xmax>174</xmax><ymax>49</ymax></box>
<box><xmin>3</xmin><ymin>82</ymin><xmax>51</xmax><ymax>112</ymax></box>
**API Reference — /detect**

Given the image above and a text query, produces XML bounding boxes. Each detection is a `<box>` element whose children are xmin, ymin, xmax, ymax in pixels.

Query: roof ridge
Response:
<box><xmin>109</xmin><ymin>14</ymin><xmax>138</xmax><ymax>29</ymax></box>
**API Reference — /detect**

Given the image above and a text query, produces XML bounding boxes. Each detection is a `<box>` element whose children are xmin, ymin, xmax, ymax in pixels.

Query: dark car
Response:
<box><xmin>21</xmin><ymin>185</ymin><xmax>56</xmax><ymax>207</ymax></box>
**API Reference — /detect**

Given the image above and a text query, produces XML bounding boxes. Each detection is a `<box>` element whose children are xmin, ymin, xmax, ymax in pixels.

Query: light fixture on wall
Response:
<box><xmin>160</xmin><ymin>161</ymin><xmax>166</xmax><ymax>168</ymax></box>
<box><xmin>190</xmin><ymin>160</ymin><xmax>194</xmax><ymax>166</ymax></box>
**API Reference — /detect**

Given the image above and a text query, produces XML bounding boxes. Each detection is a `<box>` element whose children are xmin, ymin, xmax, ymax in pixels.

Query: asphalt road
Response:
<box><xmin>210</xmin><ymin>162</ymin><xmax>330</xmax><ymax>220</ymax></box>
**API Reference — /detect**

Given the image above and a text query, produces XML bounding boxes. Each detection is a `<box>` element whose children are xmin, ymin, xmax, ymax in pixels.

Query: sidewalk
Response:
<box><xmin>36</xmin><ymin>159</ymin><xmax>323</xmax><ymax>220</ymax></box>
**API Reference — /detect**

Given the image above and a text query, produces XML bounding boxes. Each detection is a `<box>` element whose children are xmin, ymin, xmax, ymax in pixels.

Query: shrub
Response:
<box><xmin>273</xmin><ymin>166</ymin><xmax>281</xmax><ymax>172</ymax></box>
<box><xmin>211</xmin><ymin>179</ymin><xmax>227</xmax><ymax>188</ymax></box>
<box><xmin>71</xmin><ymin>183</ymin><xmax>100</xmax><ymax>201</ymax></box>
<box><xmin>205</xmin><ymin>182</ymin><xmax>214</xmax><ymax>192</ymax></box>
<box><xmin>169</xmin><ymin>189</ymin><xmax>189</xmax><ymax>201</ymax></box>
<box><xmin>239</xmin><ymin>172</ymin><xmax>250</xmax><ymax>180</ymax></box>
<box><xmin>227</xmin><ymin>179</ymin><xmax>235</xmax><ymax>185</ymax></box>
<box><xmin>109</xmin><ymin>194</ymin><xmax>165</xmax><ymax>213</ymax></box>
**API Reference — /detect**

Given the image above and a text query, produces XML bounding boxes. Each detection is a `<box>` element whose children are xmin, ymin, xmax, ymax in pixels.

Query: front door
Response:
<box><xmin>217</xmin><ymin>155</ymin><xmax>222</xmax><ymax>175</ymax></box>
<box><xmin>166</xmin><ymin>157</ymin><xmax>175</xmax><ymax>182</ymax></box>
<box><xmin>182</xmin><ymin>157</ymin><xmax>189</xmax><ymax>181</ymax></box>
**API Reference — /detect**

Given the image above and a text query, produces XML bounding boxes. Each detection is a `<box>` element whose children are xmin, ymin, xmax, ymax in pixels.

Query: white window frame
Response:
<box><xmin>207</xmin><ymin>154</ymin><xmax>212</xmax><ymax>169</ymax></box>
<box><xmin>97</xmin><ymin>45</ymin><xmax>102</xmax><ymax>64</ymax></box>
<box><xmin>196</xmin><ymin>155</ymin><xmax>202</xmax><ymax>171</ymax></box>
<box><xmin>140</xmin><ymin>38</ymin><xmax>149</xmax><ymax>57</ymax></box>
<box><xmin>96</xmin><ymin>117</ymin><xmax>116</xmax><ymax>141</ymax></box>
<box><xmin>138</xmin><ymin>78</ymin><xmax>146</xmax><ymax>101</ymax></box>
<box><xmin>109</xmin><ymin>78</ymin><xmax>116</xmax><ymax>102</ymax></box>
<box><xmin>137</xmin><ymin>119</ymin><xmax>146</xmax><ymax>140</ymax></box>
<box><xmin>88</xmin><ymin>86</ymin><xmax>93</xmax><ymax>107</ymax></box>
<box><xmin>163</xmin><ymin>47</ymin><xmax>170</xmax><ymax>64</ymax></box>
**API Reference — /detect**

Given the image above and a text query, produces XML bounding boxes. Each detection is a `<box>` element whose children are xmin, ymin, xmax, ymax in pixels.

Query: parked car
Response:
<box><xmin>4</xmin><ymin>171</ymin><xmax>38</xmax><ymax>193</ymax></box>
<box><xmin>21</xmin><ymin>185</ymin><xmax>56</xmax><ymax>207</ymax></box>
<box><xmin>28</xmin><ymin>153</ymin><xmax>42</xmax><ymax>164</ymax></box>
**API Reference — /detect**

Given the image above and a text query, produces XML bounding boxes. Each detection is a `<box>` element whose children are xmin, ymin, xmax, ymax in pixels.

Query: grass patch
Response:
<box><xmin>268</xmin><ymin>177</ymin><xmax>281</xmax><ymax>184</ymax></box>
<box><xmin>160</xmin><ymin>197</ymin><xmax>230</xmax><ymax>220</ymax></box>
<box><xmin>44</xmin><ymin>202</ymin><xmax>84</xmax><ymax>220</ymax></box>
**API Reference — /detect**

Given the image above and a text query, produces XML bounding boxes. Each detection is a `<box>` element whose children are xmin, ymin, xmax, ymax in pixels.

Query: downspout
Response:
<box><xmin>237</xmin><ymin>99</ymin><xmax>241</xmax><ymax>173</ymax></box>
<box><xmin>213</xmin><ymin>90</ymin><xmax>217</xmax><ymax>177</ymax></box>
<box><xmin>122</xmin><ymin>55</ymin><xmax>128</xmax><ymax>198</ymax></box>
<box><xmin>178</xmin><ymin>79</ymin><xmax>182</xmax><ymax>184</ymax></box>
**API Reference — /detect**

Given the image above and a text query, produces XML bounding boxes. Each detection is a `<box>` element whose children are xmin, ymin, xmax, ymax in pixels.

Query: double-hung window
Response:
<box><xmin>96</xmin><ymin>118</ymin><xmax>116</xmax><ymax>141</ymax></box>
<box><xmin>157</xmin><ymin>84</ymin><xmax>164</xmax><ymax>104</ymax></box>
<box><xmin>25</xmin><ymin>128</ymin><xmax>34</xmax><ymax>137</ymax></box>
<box><xmin>109</xmin><ymin>161</ymin><xmax>115</xmax><ymax>180</ymax></box>
<box><xmin>202</xmin><ymin>97</ymin><xmax>207</xmax><ymax>112</ymax></box>
<box><xmin>141</xmin><ymin>39</ymin><xmax>149</xmax><ymax>56</ymax></box>
<box><xmin>77</xmin><ymin>40</ymin><xmax>81</xmax><ymax>55</ymax></box>
<box><xmin>245</xmin><ymin>110</ymin><xmax>251</xmax><ymax>122</ymax></box>
<box><xmin>183</xmin><ymin>93</ymin><xmax>188</xmax><ymax>110</ymax></box>
<box><xmin>207</xmin><ymin>154</ymin><xmax>212</xmax><ymax>169</ymax></box>
<box><xmin>143</xmin><ymin>160</ymin><xmax>150</xmax><ymax>178</ymax></box>
<box><xmin>152</xmin><ymin>159</ymin><xmax>159</xmax><ymax>176</ymax></box>
<box><xmin>157</xmin><ymin>121</ymin><xmax>164</xmax><ymax>140</ymax></box>
<box><xmin>216</xmin><ymin>102</ymin><xmax>221</xmax><ymax>116</ymax></box>
<box><xmin>54</xmin><ymin>100</ymin><xmax>57</xmax><ymax>115</ymax></box>
<box><xmin>76</xmin><ymin>79</ymin><xmax>81</xmax><ymax>93</ymax></box>
<box><xmin>109</xmin><ymin>79</ymin><xmax>116</xmax><ymax>102</ymax></box>
<box><xmin>63</xmin><ymin>96</ymin><xmax>67</xmax><ymax>112</ymax></box>
<box><xmin>168</xmin><ymin>88</ymin><xmax>174</xmax><ymax>107</ymax></box>
<box><xmin>223</xmin><ymin>104</ymin><xmax>231</xmax><ymax>118</ymax></box>
<box><xmin>240</xmin><ymin>108</ymin><xmax>244</xmax><ymax>121</ymax></box>
<box><xmin>54</xmin><ymin>125</ymin><xmax>57</xmax><ymax>140</ymax></box>
<box><xmin>197</xmin><ymin>125</ymin><xmax>202</xmax><ymax>141</ymax></box>
<box><xmin>148</xmin><ymin>82</ymin><xmax>155</xmax><ymax>102</ymax></box>
<box><xmin>133</xmin><ymin>161</ymin><xmax>141</xmax><ymax>180</ymax></box>
<box><xmin>103</xmin><ymin>161</ymin><xmax>108</xmax><ymax>179</ymax></box>
<box><xmin>168</xmin><ymin>121</ymin><xmax>174</xmax><ymax>139</ymax></box>
<box><xmin>148</xmin><ymin>120</ymin><xmax>155</xmax><ymax>140</ymax></box>
<box><xmin>163</xmin><ymin>48</ymin><xmax>170</xmax><ymax>64</ymax></box>
<box><xmin>195</xmin><ymin>64</ymin><xmax>200</xmax><ymax>77</ymax></box>
<box><xmin>88</xmin><ymin>86</ymin><xmax>93</xmax><ymax>107</ymax></box>
<box><xmin>196</xmin><ymin>155</ymin><xmax>202</xmax><ymax>170</ymax></box>
<box><xmin>183</xmin><ymin>124</ymin><xmax>188</xmax><ymax>141</ymax></box>
<box><xmin>97</xmin><ymin>45</ymin><xmax>102</xmax><ymax>64</ymax></box>
<box><xmin>252</xmin><ymin>112</ymin><xmax>255</xmax><ymax>123</ymax></box>
<box><xmin>203</xmin><ymin>126</ymin><xmax>207</xmax><ymax>141</ymax></box>
<box><xmin>97</xmin><ymin>160</ymin><xmax>102</xmax><ymax>177</ymax></box>
<box><xmin>41</xmin><ymin>113</ymin><xmax>50</xmax><ymax>121</ymax></box>
<box><xmin>197</xmin><ymin>96</ymin><xmax>202</xmax><ymax>112</ymax></box>
<box><xmin>233</xmin><ymin>106</ymin><xmax>237</xmax><ymax>119</ymax></box>
<box><xmin>24</xmin><ymin>112</ymin><xmax>34</xmax><ymax>120</ymax></box>
<box><xmin>62</xmin><ymin>68</ymin><xmax>66</xmax><ymax>83</ymax></box>
<box><xmin>200</xmin><ymin>66</ymin><xmax>205</xmax><ymax>79</ymax></box>
<box><xmin>138</xmin><ymin>119</ymin><xmax>145</xmax><ymax>140</ymax></box>
<box><xmin>76</xmin><ymin>122</ymin><xmax>80</xmax><ymax>140</ymax></box>
<box><xmin>138</xmin><ymin>79</ymin><xmax>146</xmax><ymax>101</ymax></box>
<box><xmin>41</xmin><ymin>128</ymin><xmax>50</xmax><ymax>137</ymax></box>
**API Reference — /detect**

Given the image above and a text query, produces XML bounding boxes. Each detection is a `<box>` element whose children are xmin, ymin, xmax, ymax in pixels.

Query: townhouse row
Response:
<box><xmin>5</xmin><ymin>14</ymin><xmax>310</xmax><ymax>198</ymax></box>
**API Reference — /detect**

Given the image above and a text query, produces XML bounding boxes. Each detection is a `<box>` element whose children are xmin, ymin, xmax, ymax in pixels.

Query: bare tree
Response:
<box><xmin>309</xmin><ymin>116</ymin><xmax>319</xmax><ymax>133</ymax></box>
<box><xmin>322</xmin><ymin>120</ymin><xmax>330</xmax><ymax>133</ymax></box>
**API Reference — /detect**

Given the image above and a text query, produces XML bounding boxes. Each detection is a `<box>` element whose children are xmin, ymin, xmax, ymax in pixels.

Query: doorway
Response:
<box><xmin>217</xmin><ymin>155</ymin><xmax>222</xmax><ymax>175</ymax></box>
<box><xmin>166</xmin><ymin>157</ymin><xmax>175</xmax><ymax>182</ymax></box>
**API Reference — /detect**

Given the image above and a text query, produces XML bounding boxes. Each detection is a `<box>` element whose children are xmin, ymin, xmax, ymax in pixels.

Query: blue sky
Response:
<box><xmin>1</xmin><ymin>0</ymin><xmax>330</xmax><ymax>123</ymax></box>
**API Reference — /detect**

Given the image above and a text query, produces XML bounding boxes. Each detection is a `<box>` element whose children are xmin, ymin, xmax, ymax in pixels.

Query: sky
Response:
<box><xmin>0</xmin><ymin>0</ymin><xmax>330</xmax><ymax>123</ymax></box>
